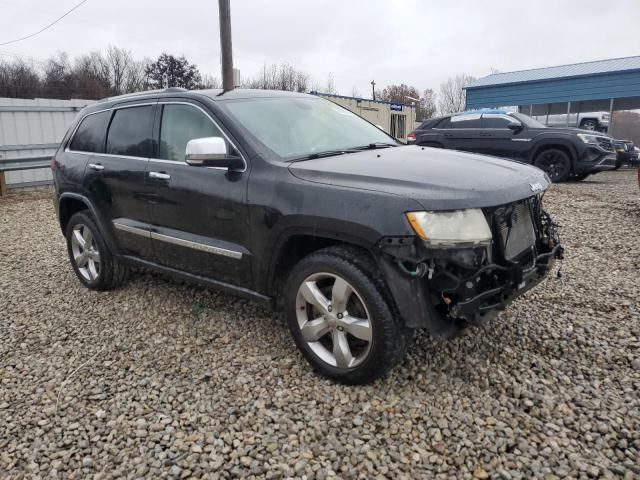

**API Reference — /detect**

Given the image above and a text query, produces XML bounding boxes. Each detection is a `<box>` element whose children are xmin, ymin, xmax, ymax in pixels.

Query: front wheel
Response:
<box><xmin>284</xmin><ymin>247</ymin><xmax>412</xmax><ymax>384</ymax></box>
<box><xmin>534</xmin><ymin>148</ymin><xmax>572</xmax><ymax>182</ymax></box>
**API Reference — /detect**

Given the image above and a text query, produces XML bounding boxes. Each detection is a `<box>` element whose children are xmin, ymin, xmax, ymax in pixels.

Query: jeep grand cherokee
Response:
<box><xmin>52</xmin><ymin>88</ymin><xmax>563</xmax><ymax>384</ymax></box>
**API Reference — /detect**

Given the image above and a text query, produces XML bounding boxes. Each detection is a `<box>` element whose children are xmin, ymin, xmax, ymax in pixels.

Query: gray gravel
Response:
<box><xmin>1</xmin><ymin>170</ymin><xmax>639</xmax><ymax>479</ymax></box>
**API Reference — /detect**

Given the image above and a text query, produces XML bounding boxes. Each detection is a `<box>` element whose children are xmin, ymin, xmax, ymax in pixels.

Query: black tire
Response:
<box><xmin>65</xmin><ymin>211</ymin><xmax>128</xmax><ymax>290</ymax></box>
<box><xmin>534</xmin><ymin>148</ymin><xmax>572</xmax><ymax>182</ymax></box>
<box><xmin>613</xmin><ymin>157</ymin><xmax>622</xmax><ymax>170</ymax></box>
<box><xmin>580</xmin><ymin>119</ymin><xmax>598</xmax><ymax>131</ymax></box>
<box><xmin>284</xmin><ymin>246</ymin><xmax>413</xmax><ymax>385</ymax></box>
<box><xmin>571</xmin><ymin>172</ymin><xmax>591</xmax><ymax>182</ymax></box>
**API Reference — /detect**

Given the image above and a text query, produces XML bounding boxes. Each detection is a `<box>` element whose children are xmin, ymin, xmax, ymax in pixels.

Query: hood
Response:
<box><xmin>289</xmin><ymin>146</ymin><xmax>550</xmax><ymax>210</ymax></box>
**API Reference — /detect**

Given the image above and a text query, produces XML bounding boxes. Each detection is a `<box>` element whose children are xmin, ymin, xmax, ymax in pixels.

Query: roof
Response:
<box><xmin>467</xmin><ymin>56</ymin><xmax>640</xmax><ymax>89</ymax></box>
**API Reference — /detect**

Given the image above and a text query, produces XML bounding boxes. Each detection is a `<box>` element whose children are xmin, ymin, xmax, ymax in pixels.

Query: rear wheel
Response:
<box><xmin>534</xmin><ymin>148</ymin><xmax>572</xmax><ymax>182</ymax></box>
<box><xmin>66</xmin><ymin>211</ymin><xmax>128</xmax><ymax>290</ymax></box>
<box><xmin>284</xmin><ymin>246</ymin><xmax>412</xmax><ymax>384</ymax></box>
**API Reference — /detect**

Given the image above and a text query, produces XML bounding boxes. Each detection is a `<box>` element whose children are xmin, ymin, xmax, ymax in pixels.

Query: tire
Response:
<box><xmin>66</xmin><ymin>211</ymin><xmax>128</xmax><ymax>290</ymax></box>
<box><xmin>580</xmin><ymin>119</ymin><xmax>598</xmax><ymax>131</ymax></box>
<box><xmin>284</xmin><ymin>246</ymin><xmax>413</xmax><ymax>384</ymax></box>
<box><xmin>534</xmin><ymin>148</ymin><xmax>572</xmax><ymax>182</ymax></box>
<box><xmin>571</xmin><ymin>172</ymin><xmax>591</xmax><ymax>182</ymax></box>
<box><xmin>613</xmin><ymin>157</ymin><xmax>622</xmax><ymax>170</ymax></box>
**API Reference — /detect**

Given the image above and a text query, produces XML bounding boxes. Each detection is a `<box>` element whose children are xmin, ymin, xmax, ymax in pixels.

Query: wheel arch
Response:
<box><xmin>530</xmin><ymin>141</ymin><xmax>577</xmax><ymax>172</ymax></box>
<box><xmin>58</xmin><ymin>193</ymin><xmax>118</xmax><ymax>252</ymax></box>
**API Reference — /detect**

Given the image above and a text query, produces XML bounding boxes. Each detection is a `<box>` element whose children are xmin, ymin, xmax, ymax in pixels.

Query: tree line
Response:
<box><xmin>0</xmin><ymin>45</ymin><xmax>475</xmax><ymax>119</ymax></box>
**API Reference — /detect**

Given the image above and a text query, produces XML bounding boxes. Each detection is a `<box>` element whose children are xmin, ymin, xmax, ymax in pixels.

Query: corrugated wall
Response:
<box><xmin>0</xmin><ymin>98</ymin><xmax>94</xmax><ymax>186</ymax></box>
<box><xmin>465</xmin><ymin>71</ymin><xmax>640</xmax><ymax>109</ymax></box>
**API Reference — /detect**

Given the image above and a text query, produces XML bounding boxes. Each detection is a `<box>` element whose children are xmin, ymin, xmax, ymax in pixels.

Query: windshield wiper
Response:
<box><xmin>288</xmin><ymin>149</ymin><xmax>359</xmax><ymax>163</ymax></box>
<box><xmin>351</xmin><ymin>142</ymin><xmax>398</xmax><ymax>150</ymax></box>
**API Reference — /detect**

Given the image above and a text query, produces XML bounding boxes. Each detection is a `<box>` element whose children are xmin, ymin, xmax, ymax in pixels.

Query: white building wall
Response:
<box><xmin>0</xmin><ymin>98</ymin><xmax>94</xmax><ymax>186</ymax></box>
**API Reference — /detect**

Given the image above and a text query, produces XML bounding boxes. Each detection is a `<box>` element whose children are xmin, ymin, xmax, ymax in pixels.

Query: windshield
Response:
<box><xmin>221</xmin><ymin>96</ymin><xmax>397</xmax><ymax>160</ymax></box>
<box><xmin>511</xmin><ymin>112</ymin><xmax>547</xmax><ymax>129</ymax></box>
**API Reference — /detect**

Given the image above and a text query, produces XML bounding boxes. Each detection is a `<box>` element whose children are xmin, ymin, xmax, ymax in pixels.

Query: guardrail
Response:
<box><xmin>0</xmin><ymin>156</ymin><xmax>52</xmax><ymax>196</ymax></box>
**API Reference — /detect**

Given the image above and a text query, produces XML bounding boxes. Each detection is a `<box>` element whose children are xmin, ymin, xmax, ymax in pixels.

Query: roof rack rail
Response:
<box><xmin>164</xmin><ymin>87</ymin><xmax>188</xmax><ymax>93</ymax></box>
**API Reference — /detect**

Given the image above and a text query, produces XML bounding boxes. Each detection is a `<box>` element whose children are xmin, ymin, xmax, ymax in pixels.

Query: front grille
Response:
<box><xmin>494</xmin><ymin>200</ymin><xmax>536</xmax><ymax>261</ymax></box>
<box><xmin>598</xmin><ymin>137</ymin><xmax>613</xmax><ymax>152</ymax></box>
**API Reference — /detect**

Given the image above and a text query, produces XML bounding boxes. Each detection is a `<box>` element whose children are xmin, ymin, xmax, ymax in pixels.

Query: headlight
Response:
<box><xmin>405</xmin><ymin>209</ymin><xmax>492</xmax><ymax>247</ymax></box>
<box><xmin>577</xmin><ymin>133</ymin><xmax>600</xmax><ymax>144</ymax></box>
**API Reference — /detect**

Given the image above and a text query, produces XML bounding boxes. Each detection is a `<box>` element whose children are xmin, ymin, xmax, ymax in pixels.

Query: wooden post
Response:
<box><xmin>0</xmin><ymin>171</ymin><xmax>7</xmax><ymax>197</ymax></box>
<box><xmin>218</xmin><ymin>0</ymin><xmax>234</xmax><ymax>92</ymax></box>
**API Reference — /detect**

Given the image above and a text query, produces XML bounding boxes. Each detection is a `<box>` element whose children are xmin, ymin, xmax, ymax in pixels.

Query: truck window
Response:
<box><xmin>68</xmin><ymin>111</ymin><xmax>111</xmax><ymax>153</ymax></box>
<box><xmin>106</xmin><ymin>106</ymin><xmax>153</xmax><ymax>158</ymax></box>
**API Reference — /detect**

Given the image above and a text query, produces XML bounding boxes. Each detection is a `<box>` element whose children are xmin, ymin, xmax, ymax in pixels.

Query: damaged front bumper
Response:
<box><xmin>375</xmin><ymin>196</ymin><xmax>563</xmax><ymax>336</ymax></box>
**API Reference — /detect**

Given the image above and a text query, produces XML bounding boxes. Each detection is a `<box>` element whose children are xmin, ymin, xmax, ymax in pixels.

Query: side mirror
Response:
<box><xmin>185</xmin><ymin>137</ymin><xmax>244</xmax><ymax>170</ymax></box>
<box><xmin>507</xmin><ymin>123</ymin><xmax>523</xmax><ymax>133</ymax></box>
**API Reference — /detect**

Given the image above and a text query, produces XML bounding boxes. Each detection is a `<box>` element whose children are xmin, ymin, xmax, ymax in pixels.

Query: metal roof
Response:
<box><xmin>467</xmin><ymin>56</ymin><xmax>640</xmax><ymax>88</ymax></box>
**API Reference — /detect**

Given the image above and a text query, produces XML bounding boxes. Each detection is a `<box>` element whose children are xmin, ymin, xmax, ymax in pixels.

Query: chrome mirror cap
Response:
<box><xmin>185</xmin><ymin>137</ymin><xmax>227</xmax><ymax>165</ymax></box>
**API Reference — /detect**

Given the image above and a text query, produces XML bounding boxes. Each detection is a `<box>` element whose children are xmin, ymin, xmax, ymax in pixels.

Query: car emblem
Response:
<box><xmin>529</xmin><ymin>182</ymin><xmax>544</xmax><ymax>192</ymax></box>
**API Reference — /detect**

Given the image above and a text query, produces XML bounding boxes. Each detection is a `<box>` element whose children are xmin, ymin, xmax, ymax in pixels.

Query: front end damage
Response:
<box><xmin>376</xmin><ymin>195</ymin><xmax>563</xmax><ymax>337</ymax></box>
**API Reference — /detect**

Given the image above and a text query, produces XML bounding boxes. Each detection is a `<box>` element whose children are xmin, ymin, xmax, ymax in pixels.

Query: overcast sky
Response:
<box><xmin>1</xmin><ymin>0</ymin><xmax>639</xmax><ymax>97</ymax></box>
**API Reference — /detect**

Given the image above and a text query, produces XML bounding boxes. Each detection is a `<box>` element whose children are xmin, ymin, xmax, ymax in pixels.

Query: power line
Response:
<box><xmin>0</xmin><ymin>0</ymin><xmax>90</xmax><ymax>47</ymax></box>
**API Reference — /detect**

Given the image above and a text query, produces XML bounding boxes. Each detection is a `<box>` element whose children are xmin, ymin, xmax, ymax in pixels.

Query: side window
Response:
<box><xmin>435</xmin><ymin>117</ymin><xmax>451</xmax><ymax>129</ymax></box>
<box><xmin>159</xmin><ymin>104</ymin><xmax>223</xmax><ymax>161</ymax></box>
<box><xmin>106</xmin><ymin>106</ymin><xmax>153</xmax><ymax>157</ymax></box>
<box><xmin>482</xmin><ymin>114</ymin><xmax>520</xmax><ymax>129</ymax></box>
<box><xmin>69</xmin><ymin>111</ymin><xmax>111</xmax><ymax>153</ymax></box>
<box><xmin>449</xmin><ymin>114</ymin><xmax>481</xmax><ymax>128</ymax></box>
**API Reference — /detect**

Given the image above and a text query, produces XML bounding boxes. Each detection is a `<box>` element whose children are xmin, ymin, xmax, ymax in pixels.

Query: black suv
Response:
<box><xmin>408</xmin><ymin>110</ymin><xmax>617</xmax><ymax>182</ymax></box>
<box><xmin>52</xmin><ymin>89</ymin><xmax>562</xmax><ymax>384</ymax></box>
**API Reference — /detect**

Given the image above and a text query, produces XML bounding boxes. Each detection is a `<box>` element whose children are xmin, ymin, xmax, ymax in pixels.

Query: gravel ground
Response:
<box><xmin>1</xmin><ymin>170</ymin><xmax>639</xmax><ymax>479</ymax></box>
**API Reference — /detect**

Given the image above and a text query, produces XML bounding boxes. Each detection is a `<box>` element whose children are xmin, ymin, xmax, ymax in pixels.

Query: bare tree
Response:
<box><xmin>421</xmin><ymin>88</ymin><xmax>437</xmax><ymax>119</ymax></box>
<box><xmin>200</xmin><ymin>74</ymin><xmax>222</xmax><ymax>89</ymax></box>
<box><xmin>242</xmin><ymin>62</ymin><xmax>309</xmax><ymax>92</ymax></box>
<box><xmin>0</xmin><ymin>58</ymin><xmax>41</xmax><ymax>98</ymax></box>
<box><xmin>438</xmin><ymin>73</ymin><xmax>475</xmax><ymax>114</ymax></box>
<box><xmin>351</xmin><ymin>86</ymin><xmax>360</xmax><ymax>98</ymax></box>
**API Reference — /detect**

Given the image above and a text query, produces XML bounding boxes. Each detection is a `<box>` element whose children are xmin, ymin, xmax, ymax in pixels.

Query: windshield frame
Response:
<box><xmin>217</xmin><ymin>95</ymin><xmax>400</xmax><ymax>162</ymax></box>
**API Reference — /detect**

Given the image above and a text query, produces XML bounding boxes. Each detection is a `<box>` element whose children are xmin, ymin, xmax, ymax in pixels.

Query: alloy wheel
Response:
<box><xmin>70</xmin><ymin>223</ymin><xmax>101</xmax><ymax>282</ymax></box>
<box><xmin>537</xmin><ymin>150</ymin><xmax>568</xmax><ymax>181</ymax></box>
<box><xmin>295</xmin><ymin>272</ymin><xmax>372</xmax><ymax>369</ymax></box>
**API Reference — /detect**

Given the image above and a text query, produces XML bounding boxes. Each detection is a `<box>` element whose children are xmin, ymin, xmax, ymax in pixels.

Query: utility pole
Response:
<box><xmin>371</xmin><ymin>80</ymin><xmax>376</xmax><ymax>100</ymax></box>
<box><xmin>218</xmin><ymin>0</ymin><xmax>234</xmax><ymax>91</ymax></box>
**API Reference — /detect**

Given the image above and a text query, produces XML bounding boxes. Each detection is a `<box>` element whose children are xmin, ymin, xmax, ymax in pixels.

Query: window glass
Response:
<box><xmin>159</xmin><ymin>104</ymin><xmax>222</xmax><ymax>161</ymax></box>
<box><xmin>482</xmin><ymin>114</ymin><xmax>520</xmax><ymax>128</ymax></box>
<box><xmin>221</xmin><ymin>97</ymin><xmax>394</xmax><ymax>160</ymax></box>
<box><xmin>69</xmin><ymin>111</ymin><xmax>111</xmax><ymax>153</ymax></box>
<box><xmin>449</xmin><ymin>113</ymin><xmax>481</xmax><ymax>128</ymax></box>
<box><xmin>106</xmin><ymin>106</ymin><xmax>153</xmax><ymax>157</ymax></box>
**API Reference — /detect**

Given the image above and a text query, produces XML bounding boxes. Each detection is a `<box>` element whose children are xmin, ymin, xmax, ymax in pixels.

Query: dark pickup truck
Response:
<box><xmin>408</xmin><ymin>110</ymin><xmax>617</xmax><ymax>182</ymax></box>
<box><xmin>52</xmin><ymin>89</ymin><xmax>562</xmax><ymax>384</ymax></box>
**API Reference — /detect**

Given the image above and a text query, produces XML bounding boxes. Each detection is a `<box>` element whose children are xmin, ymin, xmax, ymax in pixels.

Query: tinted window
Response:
<box><xmin>159</xmin><ymin>104</ymin><xmax>222</xmax><ymax>161</ymax></box>
<box><xmin>106</xmin><ymin>106</ymin><xmax>153</xmax><ymax>157</ymax></box>
<box><xmin>449</xmin><ymin>114</ymin><xmax>481</xmax><ymax>128</ymax></box>
<box><xmin>482</xmin><ymin>114</ymin><xmax>520</xmax><ymax>128</ymax></box>
<box><xmin>69</xmin><ymin>111</ymin><xmax>111</xmax><ymax>153</ymax></box>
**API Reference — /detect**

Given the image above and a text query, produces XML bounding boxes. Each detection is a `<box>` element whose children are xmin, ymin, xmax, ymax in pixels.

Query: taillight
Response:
<box><xmin>407</xmin><ymin>132</ymin><xmax>416</xmax><ymax>142</ymax></box>
<box><xmin>50</xmin><ymin>158</ymin><xmax>57</xmax><ymax>170</ymax></box>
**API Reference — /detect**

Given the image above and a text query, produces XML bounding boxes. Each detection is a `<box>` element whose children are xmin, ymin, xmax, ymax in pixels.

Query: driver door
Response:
<box><xmin>146</xmin><ymin>100</ymin><xmax>252</xmax><ymax>287</ymax></box>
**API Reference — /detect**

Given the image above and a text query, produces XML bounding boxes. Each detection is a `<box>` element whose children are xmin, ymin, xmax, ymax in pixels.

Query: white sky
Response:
<box><xmin>1</xmin><ymin>0</ymin><xmax>639</xmax><ymax>96</ymax></box>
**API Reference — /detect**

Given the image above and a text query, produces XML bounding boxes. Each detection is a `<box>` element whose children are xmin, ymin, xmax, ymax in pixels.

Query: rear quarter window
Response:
<box><xmin>68</xmin><ymin>111</ymin><xmax>111</xmax><ymax>153</ymax></box>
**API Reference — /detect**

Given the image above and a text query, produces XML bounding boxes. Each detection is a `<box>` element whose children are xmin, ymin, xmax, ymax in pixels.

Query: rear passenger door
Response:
<box><xmin>146</xmin><ymin>101</ymin><xmax>252</xmax><ymax>287</ymax></box>
<box><xmin>82</xmin><ymin>102</ymin><xmax>157</xmax><ymax>259</ymax></box>
<box><xmin>439</xmin><ymin>113</ymin><xmax>483</xmax><ymax>153</ymax></box>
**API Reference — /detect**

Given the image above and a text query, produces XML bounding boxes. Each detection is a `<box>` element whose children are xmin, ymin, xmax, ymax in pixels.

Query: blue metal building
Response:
<box><xmin>464</xmin><ymin>56</ymin><xmax>640</xmax><ymax>133</ymax></box>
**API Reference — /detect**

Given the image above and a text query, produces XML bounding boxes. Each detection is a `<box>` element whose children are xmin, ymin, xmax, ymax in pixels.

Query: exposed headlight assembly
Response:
<box><xmin>406</xmin><ymin>209</ymin><xmax>492</xmax><ymax>247</ymax></box>
<box><xmin>576</xmin><ymin>133</ymin><xmax>600</xmax><ymax>144</ymax></box>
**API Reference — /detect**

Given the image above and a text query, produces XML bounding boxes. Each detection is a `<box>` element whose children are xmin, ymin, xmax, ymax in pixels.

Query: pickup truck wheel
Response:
<box><xmin>66</xmin><ymin>211</ymin><xmax>128</xmax><ymax>290</ymax></box>
<box><xmin>580</xmin><ymin>119</ymin><xmax>598</xmax><ymax>130</ymax></box>
<box><xmin>534</xmin><ymin>148</ymin><xmax>571</xmax><ymax>182</ymax></box>
<box><xmin>285</xmin><ymin>248</ymin><xmax>412</xmax><ymax>384</ymax></box>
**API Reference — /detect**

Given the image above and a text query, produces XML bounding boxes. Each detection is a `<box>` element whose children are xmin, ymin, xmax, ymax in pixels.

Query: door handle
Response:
<box><xmin>149</xmin><ymin>171</ymin><xmax>171</xmax><ymax>180</ymax></box>
<box><xmin>88</xmin><ymin>163</ymin><xmax>104</xmax><ymax>171</ymax></box>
